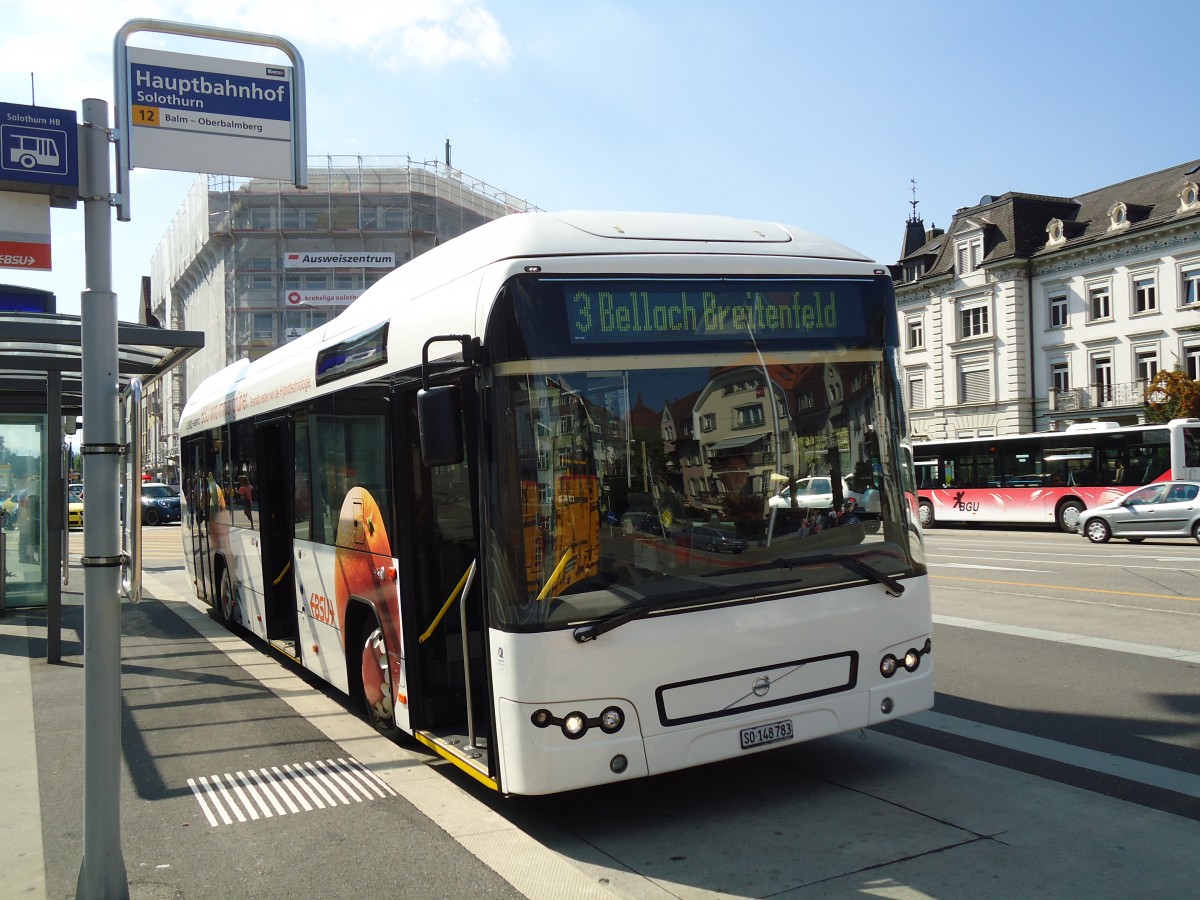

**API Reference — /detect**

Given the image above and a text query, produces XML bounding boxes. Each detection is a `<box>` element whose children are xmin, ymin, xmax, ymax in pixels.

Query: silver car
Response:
<box><xmin>1079</xmin><ymin>481</ymin><xmax>1200</xmax><ymax>544</ymax></box>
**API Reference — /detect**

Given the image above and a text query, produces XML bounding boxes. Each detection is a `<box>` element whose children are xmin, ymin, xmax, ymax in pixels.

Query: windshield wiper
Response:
<box><xmin>571</xmin><ymin>578</ymin><xmax>797</xmax><ymax>643</ymax></box>
<box><xmin>702</xmin><ymin>553</ymin><xmax>905</xmax><ymax>598</ymax></box>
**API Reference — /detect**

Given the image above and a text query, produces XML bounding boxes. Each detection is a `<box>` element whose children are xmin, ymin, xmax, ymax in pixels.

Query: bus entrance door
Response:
<box><xmin>183</xmin><ymin>438</ymin><xmax>212</xmax><ymax>602</ymax></box>
<box><xmin>256</xmin><ymin>418</ymin><xmax>299</xmax><ymax>658</ymax></box>
<box><xmin>400</xmin><ymin>384</ymin><xmax>493</xmax><ymax>784</ymax></box>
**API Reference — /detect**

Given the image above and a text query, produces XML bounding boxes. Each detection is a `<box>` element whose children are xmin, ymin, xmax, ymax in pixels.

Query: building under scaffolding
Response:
<box><xmin>145</xmin><ymin>156</ymin><xmax>538</xmax><ymax>481</ymax></box>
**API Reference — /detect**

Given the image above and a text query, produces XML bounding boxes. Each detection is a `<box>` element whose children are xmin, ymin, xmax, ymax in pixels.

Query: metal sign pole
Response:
<box><xmin>75</xmin><ymin>96</ymin><xmax>129</xmax><ymax>900</ymax></box>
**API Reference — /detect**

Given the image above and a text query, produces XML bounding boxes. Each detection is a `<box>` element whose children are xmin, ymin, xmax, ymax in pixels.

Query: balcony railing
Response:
<box><xmin>1049</xmin><ymin>381</ymin><xmax>1148</xmax><ymax>412</ymax></box>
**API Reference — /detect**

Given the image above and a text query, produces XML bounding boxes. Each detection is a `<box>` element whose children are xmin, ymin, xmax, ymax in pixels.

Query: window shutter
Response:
<box><xmin>960</xmin><ymin>362</ymin><xmax>991</xmax><ymax>403</ymax></box>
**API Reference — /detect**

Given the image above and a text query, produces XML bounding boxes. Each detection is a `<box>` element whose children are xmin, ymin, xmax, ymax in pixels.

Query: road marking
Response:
<box><xmin>187</xmin><ymin>758</ymin><xmax>396</xmax><ymax>827</ymax></box>
<box><xmin>931</xmin><ymin>573</ymin><xmax>1200</xmax><ymax>603</ymax></box>
<box><xmin>926</xmin><ymin>550</ymin><xmax>1200</xmax><ymax>572</ymax></box>
<box><xmin>936</xmin><ymin>563</ymin><xmax>1049</xmax><ymax>572</ymax></box>
<box><xmin>909</xmin><ymin>711</ymin><xmax>1200</xmax><ymax>800</ymax></box>
<box><xmin>933</xmin><ymin>614</ymin><xmax>1200</xmax><ymax>663</ymax></box>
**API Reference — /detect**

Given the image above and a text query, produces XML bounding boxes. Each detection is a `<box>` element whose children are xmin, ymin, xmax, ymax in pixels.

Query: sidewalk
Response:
<box><xmin>0</xmin><ymin>564</ymin><xmax>616</xmax><ymax>900</ymax></box>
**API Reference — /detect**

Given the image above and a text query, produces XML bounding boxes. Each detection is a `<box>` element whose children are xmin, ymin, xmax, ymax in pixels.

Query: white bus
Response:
<box><xmin>178</xmin><ymin>211</ymin><xmax>932</xmax><ymax>795</ymax></box>
<box><xmin>912</xmin><ymin>419</ymin><xmax>1200</xmax><ymax>532</ymax></box>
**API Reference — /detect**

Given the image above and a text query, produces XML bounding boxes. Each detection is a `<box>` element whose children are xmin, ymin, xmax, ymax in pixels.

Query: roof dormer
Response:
<box><xmin>1107</xmin><ymin>201</ymin><xmax>1130</xmax><ymax>232</ymax></box>
<box><xmin>1179</xmin><ymin>180</ymin><xmax>1200</xmax><ymax>213</ymax></box>
<box><xmin>1106</xmin><ymin>200</ymin><xmax>1152</xmax><ymax>232</ymax></box>
<box><xmin>1046</xmin><ymin>217</ymin><xmax>1066</xmax><ymax>246</ymax></box>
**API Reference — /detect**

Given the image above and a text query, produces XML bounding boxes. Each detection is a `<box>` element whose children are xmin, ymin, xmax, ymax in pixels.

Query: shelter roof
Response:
<box><xmin>0</xmin><ymin>312</ymin><xmax>204</xmax><ymax>415</ymax></box>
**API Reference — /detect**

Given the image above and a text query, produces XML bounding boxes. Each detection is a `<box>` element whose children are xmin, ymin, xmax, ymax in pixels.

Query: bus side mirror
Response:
<box><xmin>417</xmin><ymin>386</ymin><xmax>464</xmax><ymax>466</ymax></box>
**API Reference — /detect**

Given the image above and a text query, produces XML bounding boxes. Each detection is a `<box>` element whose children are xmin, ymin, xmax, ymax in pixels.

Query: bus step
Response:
<box><xmin>417</xmin><ymin>729</ymin><xmax>489</xmax><ymax>772</ymax></box>
<box><xmin>270</xmin><ymin>638</ymin><xmax>299</xmax><ymax>661</ymax></box>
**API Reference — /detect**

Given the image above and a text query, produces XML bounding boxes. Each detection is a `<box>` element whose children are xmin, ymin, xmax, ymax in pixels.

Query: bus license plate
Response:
<box><xmin>740</xmin><ymin>719</ymin><xmax>793</xmax><ymax>750</ymax></box>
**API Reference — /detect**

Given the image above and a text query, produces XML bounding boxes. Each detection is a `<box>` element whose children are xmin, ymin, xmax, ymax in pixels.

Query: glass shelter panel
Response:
<box><xmin>0</xmin><ymin>416</ymin><xmax>48</xmax><ymax>607</ymax></box>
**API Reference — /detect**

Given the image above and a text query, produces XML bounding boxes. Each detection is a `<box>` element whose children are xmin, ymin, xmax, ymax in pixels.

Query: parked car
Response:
<box><xmin>1078</xmin><ymin>481</ymin><xmax>1200</xmax><ymax>544</ymax></box>
<box><xmin>673</xmin><ymin>524</ymin><xmax>748</xmax><ymax>553</ymax></box>
<box><xmin>68</xmin><ymin>485</ymin><xmax>84</xmax><ymax>529</ymax></box>
<box><xmin>139</xmin><ymin>482</ymin><xmax>182</xmax><ymax>526</ymax></box>
<box><xmin>769</xmin><ymin>476</ymin><xmax>880</xmax><ymax>516</ymax></box>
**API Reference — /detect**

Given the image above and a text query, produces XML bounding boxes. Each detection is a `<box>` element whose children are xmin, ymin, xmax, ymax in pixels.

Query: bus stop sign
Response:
<box><xmin>0</xmin><ymin>102</ymin><xmax>79</xmax><ymax>208</ymax></box>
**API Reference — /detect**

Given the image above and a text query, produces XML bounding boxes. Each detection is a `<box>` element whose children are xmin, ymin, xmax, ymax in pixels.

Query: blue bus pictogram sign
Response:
<box><xmin>0</xmin><ymin>102</ymin><xmax>79</xmax><ymax>205</ymax></box>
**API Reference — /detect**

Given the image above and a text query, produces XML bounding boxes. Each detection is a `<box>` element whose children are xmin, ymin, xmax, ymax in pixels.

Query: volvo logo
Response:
<box><xmin>752</xmin><ymin>675</ymin><xmax>771</xmax><ymax>697</ymax></box>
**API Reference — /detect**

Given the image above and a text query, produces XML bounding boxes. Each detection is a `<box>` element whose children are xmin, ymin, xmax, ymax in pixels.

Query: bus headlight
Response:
<box><xmin>562</xmin><ymin>711</ymin><xmax>588</xmax><ymax>739</ymax></box>
<box><xmin>880</xmin><ymin>654</ymin><xmax>898</xmax><ymax>677</ymax></box>
<box><xmin>599</xmin><ymin>706</ymin><xmax>624</xmax><ymax>733</ymax></box>
<box><xmin>529</xmin><ymin>704</ymin><xmax>629</xmax><ymax>738</ymax></box>
<box><xmin>904</xmin><ymin>648</ymin><xmax>921</xmax><ymax>671</ymax></box>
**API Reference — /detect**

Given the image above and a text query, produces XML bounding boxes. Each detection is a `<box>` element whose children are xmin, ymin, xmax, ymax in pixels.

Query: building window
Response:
<box><xmin>1185</xmin><ymin>344</ymin><xmax>1200</xmax><ymax>381</ymax></box>
<box><xmin>239</xmin><ymin>311</ymin><xmax>276</xmax><ymax>344</ymax></box>
<box><xmin>959</xmin><ymin>302</ymin><xmax>990</xmax><ymax>339</ymax></box>
<box><xmin>281</xmin><ymin>207</ymin><xmax>324</xmax><ymax>230</ymax></box>
<box><xmin>1135</xmin><ymin>346</ymin><xmax>1159</xmax><ymax>385</ymax></box>
<box><xmin>382</xmin><ymin>208</ymin><xmax>411</xmax><ymax>230</ymax></box>
<box><xmin>249</xmin><ymin>273</ymin><xmax>274</xmax><ymax>291</ymax></box>
<box><xmin>907</xmin><ymin>374</ymin><xmax>926</xmax><ymax>410</ymax></box>
<box><xmin>906</xmin><ymin>316</ymin><xmax>924</xmax><ymax>350</ymax></box>
<box><xmin>1049</xmin><ymin>293</ymin><xmax>1069</xmax><ymax>328</ymax></box>
<box><xmin>1091</xmin><ymin>354</ymin><xmax>1114</xmax><ymax>401</ymax></box>
<box><xmin>1051</xmin><ymin>360</ymin><xmax>1070</xmax><ymax>393</ymax></box>
<box><xmin>284</xmin><ymin>309</ymin><xmax>331</xmax><ymax>342</ymax></box>
<box><xmin>733</xmin><ymin>404</ymin><xmax>764</xmax><ymax>429</ymax></box>
<box><xmin>1132</xmin><ymin>275</ymin><xmax>1157</xmax><ymax>314</ymax></box>
<box><xmin>699</xmin><ymin>413</ymin><xmax>716</xmax><ymax>433</ymax></box>
<box><xmin>958</xmin><ymin>355</ymin><xmax>991</xmax><ymax>404</ymax></box>
<box><xmin>956</xmin><ymin>237</ymin><xmax>983</xmax><ymax>275</ymax></box>
<box><xmin>247</xmin><ymin>207</ymin><xmax>273</xmax><ymax>229</ymax></box>
<box><xmin>1182</xmin><ymin>269</ymin><xmax>1200</xmax><ymax>307</ymax></box>
<box><xmin>1088</xmin><ymin>284</ymin><xmax>1112</xmax><ymax>322</ymax></box>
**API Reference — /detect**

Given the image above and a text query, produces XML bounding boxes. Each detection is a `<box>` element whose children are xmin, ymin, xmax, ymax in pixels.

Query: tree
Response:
<box><xmin>1144</xmin><ymin>368</ymin><xmax>1200</xmax><ymax>422</ymax></box>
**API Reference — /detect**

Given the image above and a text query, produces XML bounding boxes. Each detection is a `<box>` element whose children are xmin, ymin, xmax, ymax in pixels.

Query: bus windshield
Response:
<box><xmin>484</xmin><ymin>275</ymin><xmax>922</xmax><ymax>632</ymax></box>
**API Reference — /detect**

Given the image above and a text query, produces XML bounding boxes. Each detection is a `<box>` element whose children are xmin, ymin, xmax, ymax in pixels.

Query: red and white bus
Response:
<box><xmin>912</xmin><ymin>418</ymin><xmax>1200</xmax><ymax>532</ymax></box>
<box><xmin>178</xmin><ymin>211</ymin><xmax>932</xmax><ymax>795</ymax></box>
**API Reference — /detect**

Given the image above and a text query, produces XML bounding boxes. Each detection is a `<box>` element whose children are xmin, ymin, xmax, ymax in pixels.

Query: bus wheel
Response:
<box><xmin>217</xmin><ymin>566</ymin><xmax>238</xmax><ymax>628</ymax></box>
<box><xmin>360</xmin><ymin>619</ymin><xmax>401</xmax><ymax>740</ymax></box>
<box><xmin>1056</xmin><ymin>500</ymin><xmax>1085</xmax><ymax>533</ymax></box>
<box><xmin>918</xmin><ymin>501</ymin><xmax>934</xmax><ymax>527</ymax></box>
<box><xmin>1084</xmin><ymin>518</ymin><xmax>1111</xmax><ymax>543</ymax></box>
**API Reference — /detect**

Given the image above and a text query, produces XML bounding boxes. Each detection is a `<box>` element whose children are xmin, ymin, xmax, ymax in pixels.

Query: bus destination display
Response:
<box><xmin>564</xmin><ymin>280</ymin><xmax>868</xmax><ymax>345</ymax></box>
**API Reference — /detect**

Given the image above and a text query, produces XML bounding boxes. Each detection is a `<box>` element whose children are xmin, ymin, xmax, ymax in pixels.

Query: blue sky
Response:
<box><xmin>3</xmin><ymin>1</ymin><xmax>1198</xmax><ymax>321</ymax></box>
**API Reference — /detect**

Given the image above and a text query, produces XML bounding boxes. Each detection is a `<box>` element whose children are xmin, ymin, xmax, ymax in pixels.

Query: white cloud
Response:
<box><xmin>155</xmin><ymin>0</ymin><xmax>513</xmax><ymax>68</ymax></box>
<box><xmin>1</xmin><ymin>0</ymin><xmax>511</xmax><ymax>111</ymax></box>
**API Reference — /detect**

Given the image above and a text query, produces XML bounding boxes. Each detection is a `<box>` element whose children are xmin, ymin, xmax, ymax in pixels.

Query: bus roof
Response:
<box><xmin>911</xmin><ymin>418</ymin><xmax>1199</xmax><ymax>449</ymax></box>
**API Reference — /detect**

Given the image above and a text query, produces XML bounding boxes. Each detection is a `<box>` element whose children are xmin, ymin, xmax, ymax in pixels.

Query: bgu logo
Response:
<box><xmin>951</xmin><ymin>491</ymin><xmax>980</xmax><ymax>512</ymax></box>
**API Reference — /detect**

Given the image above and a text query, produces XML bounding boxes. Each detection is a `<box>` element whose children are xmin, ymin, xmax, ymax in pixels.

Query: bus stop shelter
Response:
<box><xmin>0</xmin><ymin>311</ymin><xmax>203</xmax><ymax>659</ymax></box>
